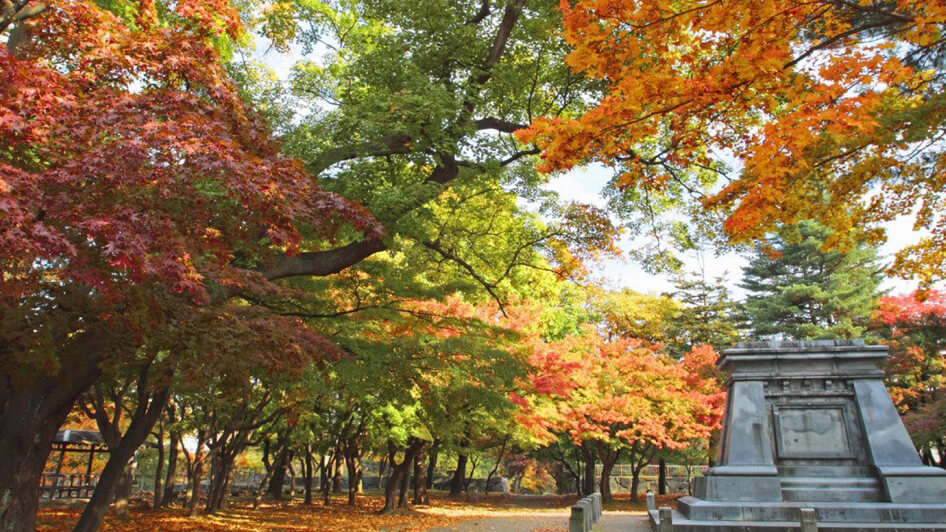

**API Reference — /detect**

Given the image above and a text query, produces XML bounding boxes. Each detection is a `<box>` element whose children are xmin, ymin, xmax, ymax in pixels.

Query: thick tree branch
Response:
<box><xmin>310</xmin><ymin>135</ymin><xmax>412</xmax><ymax>175</ymax></box>
<box><xmin>477</xmin><ymin>0</ymin><xmax>526</xmax><ymax>84</ymax></box>
<box><xmin>263</xmin><ymin>238</ymin><xmax>387</xmax><ymax>281</ymax></box>
<box><xmin>473</xmin><ymin>117</ymin><xmax>526</xmax><ymax>133</ymax></box>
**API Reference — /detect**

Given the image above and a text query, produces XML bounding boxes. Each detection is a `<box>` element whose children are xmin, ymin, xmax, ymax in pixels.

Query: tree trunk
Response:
<box><xmin>397</xmin><ymin>456</ymin><xmax>412</xmax><ymax>509</ymax></box>
<box><xmin>252</xmin><ymin>465</ymin><xmax>276</xmax><ymax>510</ymax></box>
<box><xmin>380</xmin><ymin>463</ymin><xmax>405</xmax><ymax>514</ymax></box>
<box><xmin>153</xmin><ymin>423</ymin><xmax>165</xmax><ymax>509</ymax></box>
<box><xmin>449</xmin><ymin>442</ymin><xmax>469</xmax><ymax>497</ymax></box>
<box><xmin>112</xmin><ymin>465</ymin><xmax>132</xmax><ymax>517</ymax></box>
<box><xmin>186</xmin><ymin>436</ymin><xmax>207</xmax><ymax>519</ymax></box>
<box><xmin>345</xmin><ymin>447</ymin><xmax>362</xmax><ymax>507</ymax></box>
<box><xmin>73</xmin><ymin>385</ymin><xmax>169</xmax><ymax>532</ymax></box>
<box><xmin>426</xmin><ymin>444</ymin><xmax>439</xmax><ymax>490</ymax></box>
<box><xmin>161</xmin><ymin>431</ymin><xmax>180</xmax><ymax>507</ymax></box>
<box><xmin>187</xmin><ymin>459</ymin><xmax>203</xmax><ymax>517</ymax></box>
<box><xmin>380</xmin><ymin>439</ymin><xmax>423</xmax><ymax>514</ymax></box>
<box><xmin>413</xmin><ymin>444</ymin><xmax>428</xmax><ymax>505</ymax></box>
<box><xmin>0</xmin><ymin>333</ymin><xmax>104</xmax><ymax>532</ymax></box>
<box><xmin>332</xmin><ymin>457</ymin><xmax>343</xmax><ymax>494</ymax></box>
<box><xmin>267</xmin><ymin>459</ymin><xmax>287</xmax><ymax>500</ymax></box>
<box><xmin>303</xmin><ymin>450</ymin><xmax>314</xmax><ymax>505</ymax></box>
<box><xmin>629</xmin><ymin>446</ymin><xmax>656</xmax><ymax>502</ymax></box>
<box><xmin>205</xmin><ymin>453</ymin><xmax>235</xmax><ymax>514</ymax></box>
<box><xmin>484</xmin><ymin>440</ymin><xmax>507</xmax><ymax>496</ymax></box>
<box><xmin>599</xmin><ymin>459</ymin><xmax>615</xmax><ymax>503</ymax></box>
<box><xmin>580</xmin><ymin>445</ymin><xmax>596</xmax><ymax>496</ymax></box>
<box><xmin>658</xmin><ymin>458</ymin><xmax>666</xmax><ymax>495</ymax></box>
<box><xmin>321</xmin><ymin>454</ymin><xmax>334</xmax><ymax>506</ymax></box>
<box><xmin>596</xmin><ymin>443</ymin><xmax>621</xmax><ymax>504</ymax></box>
<box><xmin>161</xmin><ymin>430</ymin><xmax>178</xmax><ymax>507</ymax></box>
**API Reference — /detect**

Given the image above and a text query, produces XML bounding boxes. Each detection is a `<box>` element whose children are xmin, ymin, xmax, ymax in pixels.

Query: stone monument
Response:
<box><xmin>650</xmin><ymin>340</ymin><xmax>946</xmax><ymax>531</ymax></box>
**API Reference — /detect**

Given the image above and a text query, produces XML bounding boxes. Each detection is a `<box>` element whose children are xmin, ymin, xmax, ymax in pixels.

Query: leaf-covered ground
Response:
<box><xmin>36</xmin><ymin>492</ymin><xmax>669</xmax><ymax>531</ymax></box>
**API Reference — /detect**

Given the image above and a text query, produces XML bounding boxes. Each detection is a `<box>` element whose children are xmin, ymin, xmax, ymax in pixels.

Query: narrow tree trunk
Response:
<box><xmin>287</xmin><ymin>461</ymin><xmax>296</xmax><ymax>501</ymax></box>
<box><xmin>580</xmin><ymin>445</ymin><xmax>595</xmax><ymax>496</ymax></box>
<box><xmin>162</xmin><ymin>432</ymin><xmax>180</xmax><ymax>507</ymax></box>
<box><xmin>252</xmin><ymin>465</ymin><xmax>276</xmax><ymax>510</ymax></box>
<box><xmin>332</xmin><ymin>457</ymin><xmax>343</xmax><ymax>493</ymax></box>
<box><xmin>205</xmin><ymin>453</ymin><xmax>235</xmax><ymax>514</ymax></box>
<box><xmin>484</xmin><ymin>440</ymin><xmax>506</xmax><ymax>496</ymax></box>
<box><xmin>321</xmin><ymin>454</ymin><xmax>334</xmax><ymax>506</ymax></box>
<box><xmin>303</xmin><ymin>450</ymin><xmax>314</xmax><ymax>505</ymax></box>
<box><xmin>153</xmin><ymin>423</ymin><xmax>165</xmax><ymax>509</ymax></box>
<box><xmin>380</xmin><ymin>440</ymin><xmax>423</xmax><ymax>514</ymax></box>
<box><xmin>345</xmin><ymin>447</ymin><xmax>361</xmax><ymax>507</ymax></box>
<box><xmin>629</xmin><ymin>447</ymin><xmax>655</xmax><ymax>502</ymax></box>
<box><xmin>599</xmin><ymin>459</ymin><xmax>615</xmax><ymax>503</ymax></box>
<box><xmin>658</xmin><ymin>458</ymin><xmax>667</xmax><ymax>495</ymax></box>
<box><xmin>187</xmin><ymin>439</ymin><xmax>206</xmax><ymax>518</ymax></box>
<box><xmin>188</xmin><ymin>461</ymin><xmax>203</xmax><ymax>517</ymax></box>
<box><xmin>426</xmin><ymin>445</ymin><xmax>439</xmax><ymax>490</ymax></box>
<box><xmin>208</xmin><ymin>458</ymin><xmax>234</xmax><ymax>513</ymax></box>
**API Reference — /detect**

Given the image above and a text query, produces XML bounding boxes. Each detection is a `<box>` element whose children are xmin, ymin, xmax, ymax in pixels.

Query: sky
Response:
<box><xmin>545</xmin><ymin>164</ymin><xmax>926</xmax><ymax>300</ymax></box>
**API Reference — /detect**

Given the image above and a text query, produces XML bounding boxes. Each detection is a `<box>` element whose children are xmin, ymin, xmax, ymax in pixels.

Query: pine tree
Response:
<box><xmin>739</xmin><ymin>220</ymin><xmax>883</xmax><ymax>340</ymax></box>
<box><xmin>665</xmin><ymin>270</ymin><xmax>740</xmax><ymax>358</ymax></box>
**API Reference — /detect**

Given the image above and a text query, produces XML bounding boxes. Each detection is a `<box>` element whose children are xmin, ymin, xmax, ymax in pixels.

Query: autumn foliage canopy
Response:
<box><xmin>519</xmin><ymin>0</ymin><xmax>946</xmax><ymax>285</ymax></box>
<box><xmin>0</xmin><ymin>0</ymin><xmax>377</xmax><ymax>306</ymax></box>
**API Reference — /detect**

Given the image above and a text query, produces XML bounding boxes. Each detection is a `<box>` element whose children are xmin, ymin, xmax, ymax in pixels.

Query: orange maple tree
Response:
<box><xmin>519</xmin><ymin>0</ymin><xmax>946</xmax><ymax>284</ymax></box>
<box><xmin>542</xmin><ymin>332</ymin><xmax>723</xmax><ymax>502</ymax></box>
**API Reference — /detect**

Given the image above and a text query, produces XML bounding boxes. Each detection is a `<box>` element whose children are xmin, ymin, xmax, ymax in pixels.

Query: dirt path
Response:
<box><xmin>422</xmin><ymin>495</ymin><xmax>650</xmax><ymax>532</ymax></box>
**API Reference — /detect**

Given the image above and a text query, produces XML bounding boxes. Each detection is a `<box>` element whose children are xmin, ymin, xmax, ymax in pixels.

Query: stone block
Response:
<box><xmin>882</xmin><ymin>475</ymin><xmax>946</xmax><ymax>504</ymax></box>
<box><xmin>569</xmin><ymin>503</ymin><xmax>586</xmax><ymax>532</ymax></box>
<box><xmin>658</xmin><ymin>507</ymin><xmax>672</xmax><ymax>532</ymax></box>
<box><xmin>800</xmin><ymin>507</ymin><xmax>817</xmax><ymax>532</ymax></box>
<box><xmin>696</xmin><ymin>474</ymin><xmax>782</xmax><ymax>502</ymax></box>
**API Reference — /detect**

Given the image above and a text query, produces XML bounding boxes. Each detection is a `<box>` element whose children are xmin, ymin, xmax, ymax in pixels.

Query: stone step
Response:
<box><xmin>778</xmin><ymin>465</ymin><xmax>876</xmax><ymax>477</ymax></box>
<box><xmin>781</xmin><ymin>476</ymin><xmax>879</xmax><ymax>488</ymax></box>
<box><xmin>651</xmin><ymin>508</ymin><xmax>946</xmax><ymax>532</ymax></box>
<box><xmin>780</xmin><ymin>476</ymin><xmax>882</xmax><ymax>502</ymax></box>
<box><xmin>676</xmin><ymin>496</ymin><xmax>946</xmax><ymax>523</ymax></box>
<box><xmin>781</xmin><ymin>486</ymin><xmax>881</xmax><ymax>502</ymax></box>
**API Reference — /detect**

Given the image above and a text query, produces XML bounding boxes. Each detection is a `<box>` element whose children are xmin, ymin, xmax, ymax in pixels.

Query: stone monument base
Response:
<box><xmin>649</xmin><ymin>498</ymin><xmax>946</xmax><ymax>530</ymax></box>
<box><xmin>650</xmin><ymin>341</ymin><xmax>946</xmax><ymax>531</ymax></box>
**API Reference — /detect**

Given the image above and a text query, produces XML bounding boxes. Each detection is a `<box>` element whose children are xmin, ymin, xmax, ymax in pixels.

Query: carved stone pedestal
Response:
<box><xmin>649</xmin><ymin>340</ymin><xmax>946</xmax><ymax>531</ymax></box>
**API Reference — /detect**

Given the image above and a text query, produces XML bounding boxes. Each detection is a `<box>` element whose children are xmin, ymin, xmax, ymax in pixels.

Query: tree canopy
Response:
<box><xmin>519</xmin><ymin>0</ymin><xmax>946</xmax><ymax>286</ymax></box>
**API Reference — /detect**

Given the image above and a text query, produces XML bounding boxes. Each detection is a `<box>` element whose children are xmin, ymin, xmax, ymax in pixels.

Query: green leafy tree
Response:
<box><xmin>739</xmin><ymin>220</ymin><xmax>883</xmax><ymax>340</ymax></box>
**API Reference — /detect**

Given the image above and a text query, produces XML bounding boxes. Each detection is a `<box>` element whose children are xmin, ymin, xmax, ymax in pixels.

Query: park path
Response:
<box><xmin>424</xmin><ymin>509</ymin><xmax>649</xmax><ymax>532</ymax></box>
